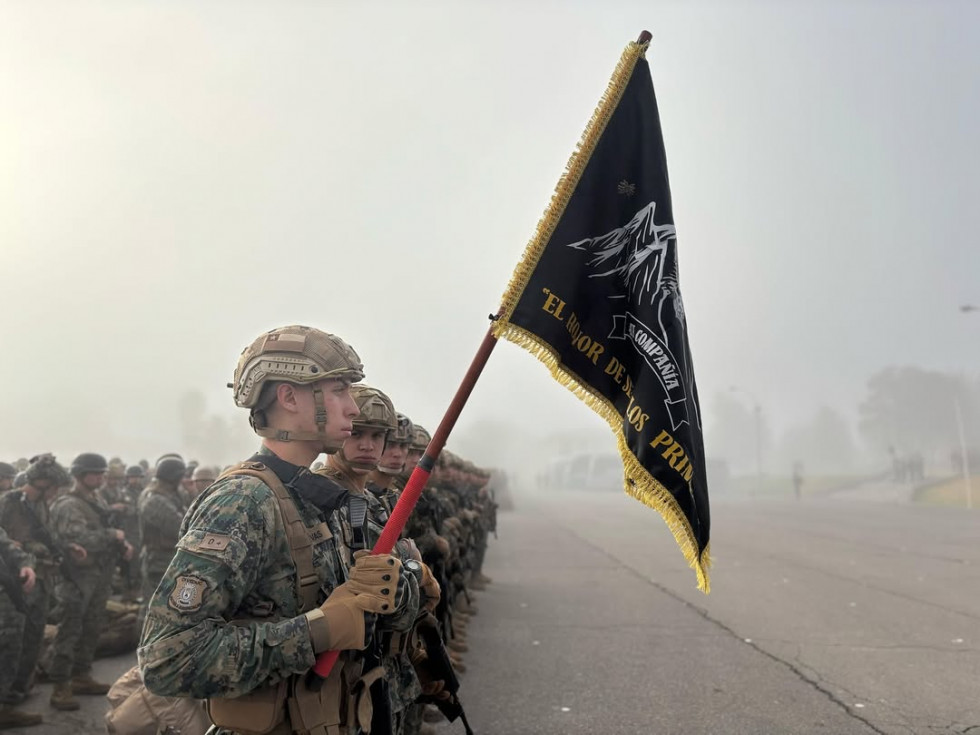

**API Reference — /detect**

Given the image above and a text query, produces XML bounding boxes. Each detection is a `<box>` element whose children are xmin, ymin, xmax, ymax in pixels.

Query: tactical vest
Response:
<box><xmin>204</xmin><ymin>461</ymin><xmax>355</xmax><ymax>735</ymax></box>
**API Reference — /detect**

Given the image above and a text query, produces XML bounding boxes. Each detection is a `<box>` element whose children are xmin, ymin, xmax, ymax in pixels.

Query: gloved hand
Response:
<box><xmin>305</xmin><ymin>553</ymin><xmax>402</xmax><ymax>653</ymax></box>
<box><xmin>347</xmin><ymin>551</ymin><xmax>402</xmax><ymax>614</ymax></box>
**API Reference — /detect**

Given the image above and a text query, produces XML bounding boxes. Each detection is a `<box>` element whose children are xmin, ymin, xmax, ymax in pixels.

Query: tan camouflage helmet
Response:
<box><xmin>410</xmin><ymin>423</ymin><xmax>432</xmax><ymax>452</ymax></box>
<box><xmin>350</xmin><ymin>384</ymin><xmax>397</xmax><ymax>434</ymax></box>
<box><xmin>232</xmin><ymin>325</ymin><xmax>364</xmax><ymax>445</ymax></box>
<box><xmin>344</xmin><ymin>384</ymin><xmax>397</xmax><ymax>471</ymax></box>
<box><xmin>391</xmin><ymin>412</ymin><xmax>414</xmax><ymax>445</ymax></box>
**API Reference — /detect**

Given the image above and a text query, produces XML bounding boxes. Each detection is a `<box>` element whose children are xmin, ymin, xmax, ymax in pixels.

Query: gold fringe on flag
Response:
<box><xmin>492</xmin><ymin>39</ymin><xmax>711</xmax><ymax>592</ymax></box>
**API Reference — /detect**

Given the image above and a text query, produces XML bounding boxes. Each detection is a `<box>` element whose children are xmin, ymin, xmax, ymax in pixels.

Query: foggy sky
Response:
<box><xmin>2</xmin><ymin>1</ymin><xmax>979</xmax><ymax>468</ymax></box>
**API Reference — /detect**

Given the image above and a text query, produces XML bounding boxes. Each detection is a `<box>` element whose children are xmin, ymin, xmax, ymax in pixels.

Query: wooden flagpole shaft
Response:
<box><xmin>311</xmin><ymin>322</ymin><xmax>500</xmax><ymax>680</ymax></box>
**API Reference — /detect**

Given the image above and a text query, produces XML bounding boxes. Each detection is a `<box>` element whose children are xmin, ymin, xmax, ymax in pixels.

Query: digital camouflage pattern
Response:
<box><xmin>318</xmin><ymin>467</ymin><xmax>423</xmax><ymax>723</ymax></box>
<box><xmin>0</xmin><ymin>489</ymin><xmax>58</xmax><ymax>697</ymax></box>
<box><xmin>137</xmin><ymin>478</ymin><xmax>187</xmax><ymax>605</ymax></box>
<box><xmin>0</xmin><ymin>526</ymin><xmax>32</xmax><ymax>705</ymax></box>
<box><xmin>49</xmin><ymin>487</ymin><xmax>120</xmax><ymax>681</ymax></box>
<box><xmin>139</xmin><ymin>447</ymin><xmax>348</xmax><ymax>700</ymax></box>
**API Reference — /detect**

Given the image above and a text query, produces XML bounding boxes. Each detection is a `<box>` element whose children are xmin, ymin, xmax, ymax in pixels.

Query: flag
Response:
<box><xmin>493</xmin><ymin>38</ymin><xmax>711</xmax><ymax>591</ymax></box>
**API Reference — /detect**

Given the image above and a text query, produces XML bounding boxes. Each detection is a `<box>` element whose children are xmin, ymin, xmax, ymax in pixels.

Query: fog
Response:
<box><xmin>2</xmin><ymin>1</ymin><xmax>978</xmax><ymax>481</ymax></box>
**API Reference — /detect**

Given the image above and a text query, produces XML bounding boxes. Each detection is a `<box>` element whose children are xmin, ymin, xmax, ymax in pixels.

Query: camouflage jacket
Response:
<box><xmin>0</xmin><ymin>524</ymin><xmax>31</xmax><ymax>575</ymax></box>
<box><xmin>138</xmin><ymin>447</ymin><xmax>347</xmax><ymax>700</ymax></box>
<box><xmin>50</xmin><ymin>485</ymin><xmax>121</xmax><ymax>571</ymax></box>
<box><xmin>137</xmin><ymin>480</ymin><xmax>187</xmax><ymax>570</ymax></box>
<box><xmin>0</xmin><ymin>490</ymin><xmax>59</xmax><ymax>575</ymax></box>
<box><xmin>318</xmin><ymin>469</ymin><xmax>422</xmax><ymax>716</ymax></box>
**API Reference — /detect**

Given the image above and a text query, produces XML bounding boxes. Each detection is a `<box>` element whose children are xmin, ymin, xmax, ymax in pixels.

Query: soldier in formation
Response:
<box><xmin>47</xmin><ymin>452</ymin><xmax>134</xmax><ymax>710</ymax></box>
<box><xmin>0</xmin><ymin>326</ymin><xmax>498</xmax><ymax>734</ymax></box>
<box><xmin>0</xmin><ymin>523</ymin><xmax>39</xmax><ymax>729</ymax></box>
<box><xmin>0</xmin><ymin>463</ymin><xmax>15</xmax><ymax>494</ymax></box>
<box><xmin>137</xmin><ymin>455</ymin><xmax>188</xmax><ymax>626</ymax></box>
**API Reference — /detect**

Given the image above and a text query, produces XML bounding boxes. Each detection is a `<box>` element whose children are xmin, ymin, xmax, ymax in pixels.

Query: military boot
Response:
<box><xmin>48</xmin><ymin>683</ymin><xmax>80</xmax><ymax>711</ymax></box>
<box><xmin>70</xmin><ymin>674</ymin><xmax>111</xmax><ymax>695</ymax></box>
<box><xmin>0</xmin><ymin>704</ymin><xmax>43</xmax><ymax>729</ymax></box>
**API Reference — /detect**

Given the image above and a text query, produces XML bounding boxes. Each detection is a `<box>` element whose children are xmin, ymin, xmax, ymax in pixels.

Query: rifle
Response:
<box><xmin>414</xmin><ymin>613</ymin><xmax>474</xmax><ymax>735</ymax></box>
<box><xmin>347</xmin><ymin>494</ymin><xmax>394</xmax><ymax>735</ymax></box>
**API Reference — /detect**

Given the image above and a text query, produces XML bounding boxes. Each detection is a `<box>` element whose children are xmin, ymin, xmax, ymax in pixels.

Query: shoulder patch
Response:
<box><xmin>168</xmin><ymin>575</ymin><xmax>207</xmax><ymax>613</ymax></box>
<box><xmin>190</xmin><ymin>533</ymin><xmax>231</xmax><ymax>552</ymax></box>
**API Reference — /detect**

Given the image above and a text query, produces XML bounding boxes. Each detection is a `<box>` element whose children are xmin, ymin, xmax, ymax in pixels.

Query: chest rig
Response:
<box><xmin>205</xmin><ymin>456</ymin><xmax>354</xmax><ymax>735</ymax></box>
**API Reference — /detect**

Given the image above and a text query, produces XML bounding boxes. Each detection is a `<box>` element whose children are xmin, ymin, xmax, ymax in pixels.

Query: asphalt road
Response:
<box><xmin>14</xmin><ymin>488</ymin><xmax>979</xmax><ymax>735</ymax></box>
<box><xmin>439</xmin><ymin>490</ymin><xmax>979</xmax><ymax>735</ymax></box>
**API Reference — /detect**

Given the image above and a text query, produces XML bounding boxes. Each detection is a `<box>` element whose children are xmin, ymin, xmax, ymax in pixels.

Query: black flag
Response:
<box><xmin>493</xmin><ymin>39</ymin><xmax>710</xmax><ymax>590</ymax></box>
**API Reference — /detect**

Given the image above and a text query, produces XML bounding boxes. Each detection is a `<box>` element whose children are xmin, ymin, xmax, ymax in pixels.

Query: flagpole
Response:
<box><xmin>312</xmin><ymin>26</ymin><xmax>657</xmax><ymax>682</ymax></box>
<box><xmin>311</xmin><ymin>319</ymin><xmax>500</xmax><ymax>681</ymax></box>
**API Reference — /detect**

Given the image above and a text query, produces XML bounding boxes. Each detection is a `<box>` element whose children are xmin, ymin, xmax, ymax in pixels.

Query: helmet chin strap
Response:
<box><xmin>333</xmin><ymin>451</ymin><xmax>376</xmax><ymax>477</ymax></box>
<box><xmin>252</xmin><ymin>386</ymin><xmax>343</xmax><ymax>454</ymax></box>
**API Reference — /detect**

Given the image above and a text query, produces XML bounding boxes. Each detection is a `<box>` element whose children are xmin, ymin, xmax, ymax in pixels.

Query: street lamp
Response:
<box><xmin>730</xmin><ymin>385</ymin><xmax>763</xmax><ymax>493</ymax></box>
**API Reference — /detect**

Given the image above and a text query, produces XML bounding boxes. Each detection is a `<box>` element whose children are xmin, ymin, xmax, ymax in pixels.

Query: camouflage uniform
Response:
<box><xmin>139</xmin><ymin>447</ymin><xmax>349</xmax><ymax>699</ymax></box>
<box><xmin>48</xmin><ymin>484</ymin><xmax>121</xmax><ymax>684</ymax></box>
<box><xmin>322</xmin><ymin>467</ymin><xmax>423</xmax><ymax>734</ymax></box>
<box><xmin>136</xmin><ymin>477</ymin><xmax>187</xmax><ymax>624</ymax></box>
<box><xmin>0</xmin><ymin>525</ymin><xmax>32</xmax><ymax>706</ymax></box>
<box><xmin>0</xmin><ymin>488</ymin><xmax>60</xmax><ymax>700</ymax></box>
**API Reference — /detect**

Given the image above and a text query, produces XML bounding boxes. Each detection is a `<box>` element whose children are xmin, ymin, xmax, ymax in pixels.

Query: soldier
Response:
<box><xmin>367</xmin><ymin>413</ymin><xmax>414</xmax><ymax>516</ymax></box>
<box><xmin>0</xmin><ymin>525</ymin><xmax>39</xmax><ymax>729</ymax></box>
<box><xmin>137</xmin><ymin>455</ymin><xmax>187</xmax><ymax>626</ymax></box>
<box><xmin>139</xmin><ymin>325</ymin><xmax>410</xmax><ymax>735</ymax></box>
<box><xmin>318</xmin><ymin>386</ymin><xmax>439</xmax><ymax>735</ymax></box>
<box><xmin>180</xmin><ymin>461</ymin><xmax>199</xmax><ymax>503</ymax></box>
<box><xmin>115</xmin><ymin>465</ymin><xmax>146</xmax><ymax>594</ymax></box>
<box><xmin>48</xmin><ymin>452</ymin><xmax>134</xmax><ymax>711</ymax></box>
<box><xmin>0</xmin><ymin>463</ymin><xmax>15</xmax><ymax>494</ymax></box>
<box><xmin>125</xmin><ymin>465</ymin><xmax>146</xmax><ymax>494</ymax></box>
<box><xmin>101</xmin><ymin>463</ymin><xmax>126</xmax><ymax>502</ymax></box>
<box><xmin>189</xmin><ymin>464</ymin><xmax>217</xmax><ymax>500</ymax></box>
<box><xmin>0</xmin><ymin>455</ymin><xmax>83</xmax><ymax>709</ymax></box>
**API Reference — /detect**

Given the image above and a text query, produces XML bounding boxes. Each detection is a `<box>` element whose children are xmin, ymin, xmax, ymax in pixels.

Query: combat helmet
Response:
<box><xmin>155</xmin><ymin>455</ymin><xmax>187</xmax><ymax>484</ymax></box>
<box><xmin>232</xmin><ymin>325</ymin><xmax>364</xmax><ymax>450</ymax></box>
<box><xmin>125</xmin><ymin>465</ymin><xmax>145</xmax><ymax>478</ymax></box>
<box><xmin>70</xmin><ymin>453</ymin><xmax>108</xmax><ymax>478</ymax></box>
<box><xmin>410</xmin><ymin>424</ymin><xmax>432</xmax><ymax>453</ymax></box>
<box><xmin>344</xmin><ymin>384</ymin><xmax>397</xmax><ymax>470</ymax></box>
<box><xmin>25</xmin><ymin>454</ymin><xmax>70</xmax><ymax>489</ymax></box>
<box><xmin>0</xmin><ymin>462</ymin><xmax>16</xmax><ymax>480</ymax></box>
<box><xmin>391</xmin><ymin>413</ymin><xmax>414</xmax><ymax>445</ymax></box>
<box><xmin>13</xmin><ymin>472</ymin><xmax>27</xmax><ymax>489</ymax></box>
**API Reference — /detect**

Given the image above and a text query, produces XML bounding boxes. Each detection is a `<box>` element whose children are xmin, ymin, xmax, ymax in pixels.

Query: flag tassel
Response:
<box><xmin>495</xmin><ymin>321</ymin><xmax>711</xmax><ymax>592</ymax></box>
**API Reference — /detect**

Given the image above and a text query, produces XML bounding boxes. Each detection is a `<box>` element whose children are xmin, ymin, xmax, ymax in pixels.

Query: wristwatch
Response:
<box><xmin>404</xmin><ymin>558</ymin><xmax>423</xmax><ymax>583</ymax></box>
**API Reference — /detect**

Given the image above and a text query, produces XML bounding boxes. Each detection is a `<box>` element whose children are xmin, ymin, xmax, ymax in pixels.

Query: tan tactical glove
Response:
<box><xmin>304</xmin><ymin>553</ymin><xmax>402</xmax><ymax>653</ymax></box>
<box><xmin>347</xmin><ymin>551</ymin><xmax>402</xmax><ymax>613</ymax></box>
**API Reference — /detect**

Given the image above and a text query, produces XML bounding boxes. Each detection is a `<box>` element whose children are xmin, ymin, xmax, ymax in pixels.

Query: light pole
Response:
<box><xmin>730</xmin><ymin>385</ymin><xmax>763</xmax><ymax>493</ymax></box>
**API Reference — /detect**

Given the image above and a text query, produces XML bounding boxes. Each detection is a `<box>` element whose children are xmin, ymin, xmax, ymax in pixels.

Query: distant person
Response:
<box><xmin>189</xmin><ymin>465</ymin><xmax>217</xmax><ymax>500</ymax></box>
<box><xmin>0</xmin><ymin>525</ymin><xmax>39</xmax><ymax>728</ymax></box>
<box><xmin>0</xmin><ymin>463</ymin><xmax>16</xmax><ymax>494</ymax></box>
<box><xmin>47</xmin><ymin>453</ymin><xmax>134</xmax><ymax>710</ymax></box>
<box><xmin>792</xmin><ymin>461</ymin><xmax>804</xmax><ymax>500</ymax></box>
